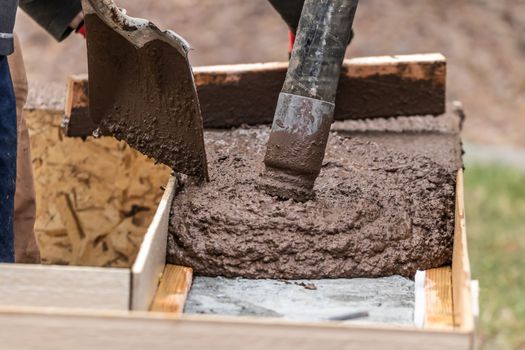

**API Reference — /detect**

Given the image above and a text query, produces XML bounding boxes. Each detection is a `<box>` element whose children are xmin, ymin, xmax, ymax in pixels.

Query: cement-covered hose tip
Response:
<box><xmin>261</xmin><ymin>0</ymin><xmax>359</xmax><ymax>201</ymax></box>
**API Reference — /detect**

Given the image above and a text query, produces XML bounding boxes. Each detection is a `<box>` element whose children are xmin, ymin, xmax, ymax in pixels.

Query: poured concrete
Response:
<box><xmin>168</xmin><ymin>115</ymin><xmax>462</xmax><ymax>279</ymax></box>
<box><xmin>184</xmin><ymin>275</ymin><xmax>415</xmax><ymax>325</ymax></box>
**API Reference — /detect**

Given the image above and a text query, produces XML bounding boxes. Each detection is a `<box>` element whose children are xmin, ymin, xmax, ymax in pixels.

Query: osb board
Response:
<box><xmin>25</xmin><ymin>108</ymin><xmax>171</xmax><ymax>267</ymax></box>
<box><xmin>422</xmin><ymin>170</ymin><xmax>473</xmax><ymax>339</ymax></box>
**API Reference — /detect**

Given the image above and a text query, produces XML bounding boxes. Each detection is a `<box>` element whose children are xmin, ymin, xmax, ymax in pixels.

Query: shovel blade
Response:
<box><xmin>82</xmin><ymin>0</ymin><xmax>208</xmax><ymax>181</ymax></box>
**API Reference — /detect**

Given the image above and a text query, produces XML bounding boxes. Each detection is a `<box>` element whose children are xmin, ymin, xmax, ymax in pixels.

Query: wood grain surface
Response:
<box><xmin>150</xmin><ymin>265</ymin><xmax>193</xmax><ymax>314</ymax></box>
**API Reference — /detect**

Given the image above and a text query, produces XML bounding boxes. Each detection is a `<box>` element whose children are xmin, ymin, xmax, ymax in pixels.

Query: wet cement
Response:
<box><xmin>167</xmin><ymin>114</ymin><xmax>462</xmax><ymax>279</ymax></box>
<box><xmin>184</xmin><ymin>275</ymin><xmax>414</xmax><ymax>325</ymax></box>
<box><xmin>261</xmin><ymin>94</ymin><xmax>336</xmax><ymax>202</ymax></box>
<box><xmin>84</xmin><ymin>13</ymin><xmax>208</xmax><ymax>180</ymax></box>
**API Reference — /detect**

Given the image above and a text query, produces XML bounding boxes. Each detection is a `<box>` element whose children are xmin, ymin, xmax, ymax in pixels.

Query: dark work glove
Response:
<box><xmin>268</xmin><ymin>0</ymin><xmax>305</xmax><ymax>33</ymax></box>
<box><xmin>268</xmin><ymin>0</ymin><xmax>354</xmax><ymax>54</ymax></box>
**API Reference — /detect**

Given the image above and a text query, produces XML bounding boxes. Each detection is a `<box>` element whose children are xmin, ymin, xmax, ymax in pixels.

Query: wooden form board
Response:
<box><xmin>452</xmin><ymin>170</ymin><xmax>474</xmax><ymax>332</ymax></box>
<box><xmin>64</xmin><ymin>53</ymin><xmax>446</xmax><ymax>136</ymax></box>
<box><xmin>0</xmin><ymin>264</ymin><xmax>129</xmax><ymax>310</ymax></box>
<box><xmin>150</xmin><ymin>264</ymin><xmax>193</xmax><ymax>314</ymax></box>
<box><xmin>422</xmin><ymin>170</ymin><xmax>474</xmax><ymax>337</ymax></box>
<box><xmin>197</xmin><ymin>53</ymin><xmax>446</xmax><ymax>127</ymax></box>
<box><xmin>0</xmin><ymin>171</ymin><xmax>473</xmax><ymax>349</ymax></box>
<box><xmin>0</xmin><ymin>309</ymin><xmax>471</xmax><ymax>350</ymax></box>
<box><xmin>0</xmin><ymin>176</ymin><xmax>177</xmax><ymax>312</ymax></box>
<box><xmin>424</xmin><ymin>267</ymin><xmax>454</xmax><ymax>329</ymax></box>
<box><xmin>131</xmin><ymin>176</ymin><xmax>177</xmax><ymax>311</ymax></box>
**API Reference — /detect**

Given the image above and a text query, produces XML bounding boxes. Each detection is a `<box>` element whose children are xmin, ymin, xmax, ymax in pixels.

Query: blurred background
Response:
<box><xmin>15</xmin><ymin>0</ymin><xmax>525</xmax><ymax>348</ymax></box>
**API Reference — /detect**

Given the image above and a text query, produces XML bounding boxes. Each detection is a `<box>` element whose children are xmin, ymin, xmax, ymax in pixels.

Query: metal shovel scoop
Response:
<box><xmin>81</xmin><ymin>0</ymin><xmax>208</xmax><ymax>182</ymax></box>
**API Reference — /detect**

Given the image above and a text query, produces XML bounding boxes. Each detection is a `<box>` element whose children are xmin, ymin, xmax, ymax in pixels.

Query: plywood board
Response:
<box><xmin>131</xmin><ymin>177</ymin><xmax>177</xmax><ymax>310</ymax></box>
<box><xmin>64</xmin><ymin>53</ymin><xmax>446</xmax><ymax>136</ymax></box>
<box><xmin>0</xmin><ymin>308</ymin><xmax>471</xmax><ymax>350</ymax></box>
<box><xmin>150</xmin><ymin>264</ymin><xmax>193</xmax><ymax>314</ymax></box>
<box><xmin>25</xmin><ymin>107</ymin><xmax>171</xmax><ymax>267</ymax></box>
<box><xmin>0</xmin><ymin>264</ymin><xmax>129</xmax><ymax>310</ymax></box>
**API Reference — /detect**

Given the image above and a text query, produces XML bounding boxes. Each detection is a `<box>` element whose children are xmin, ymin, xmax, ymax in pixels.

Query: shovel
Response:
<box><xmin>81</xmin><ymin>0</ymin><xmax>208</xmax><ymax>182</ymax></box>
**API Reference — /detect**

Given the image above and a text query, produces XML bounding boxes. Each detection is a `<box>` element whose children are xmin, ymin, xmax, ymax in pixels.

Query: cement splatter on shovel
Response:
<box><xmin>81</xmin><ymin>0</ymin><xmax>208</xmax><ymax>181</ymax></box>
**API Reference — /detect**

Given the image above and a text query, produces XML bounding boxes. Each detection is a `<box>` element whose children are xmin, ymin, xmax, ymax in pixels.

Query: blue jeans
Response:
<box><xmin>0</xmin><ymin>56</ymin><xmax>16</xmax><ymax>263</ymax></box>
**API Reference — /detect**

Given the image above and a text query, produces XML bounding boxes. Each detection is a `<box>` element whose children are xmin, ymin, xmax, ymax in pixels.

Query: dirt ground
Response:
<box><xmin>14</xmin><ymin>0</ymin><xmax>525</xmax><ymax>147</ymax></box>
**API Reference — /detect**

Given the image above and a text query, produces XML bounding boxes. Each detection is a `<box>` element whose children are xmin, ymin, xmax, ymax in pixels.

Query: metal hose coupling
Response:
<box><xmin>259</xmin><ymin>93</ymin><xmax>335</xmax><ymax>202</ymax></box>
<box><xmin>259</xmin><ymin>0</ymin><xmax>358</xmax><ymax>201</ymax></box>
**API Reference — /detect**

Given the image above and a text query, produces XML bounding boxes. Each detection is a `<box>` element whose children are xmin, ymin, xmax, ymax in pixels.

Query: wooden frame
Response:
<box><xmin>0</xmin><ymin>264</ymin><xmax>130</xmax><ymax>311</ymax></box>
<box><xmin>1</xmin><ymin>52</ymin><xmax>473</xmax><ymax>348</ymax></box>
<box><xmin>0</xmin><ymin>177</ymin><xmax>177</xmax><ymax>311</ymax></box>
<box><xmin>0</xmin><ymin>171</ymin><xmax>475</xmax><ymax>349</ymax></box>
<box><xmin>452</xmin><ymin>171</ymin><xmax>474</xmax><ymax>333</ymax></box>
<box><xmin>130</xmin><ymin>176</ymin><xmax>177</xmax><ymax>310</ymax></box>
<box><xmin>150</xmin><ymin>265</ymin><xmax>193</xmax><ymax>314</ymax></box>
<box><xmin>63</xmin><ymin>53</ymin><xmax>446</xmax><ymax>137</ymax></box>
<box><xmin>0</xmin><ymin>310</ymin><xmax>471</xmax><ymax>350</ymax></box>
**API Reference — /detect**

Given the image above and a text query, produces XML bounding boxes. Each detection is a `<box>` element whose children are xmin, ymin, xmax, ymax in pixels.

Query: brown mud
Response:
<box><xmin>167</xmin><ymin>114</ymin><xmax>462</xmax><ymax>279</ymax></box>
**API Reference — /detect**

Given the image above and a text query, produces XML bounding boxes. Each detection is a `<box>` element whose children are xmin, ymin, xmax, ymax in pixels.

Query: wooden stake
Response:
<box><xmin>424</xmin><ymin>267</ymin><xmax>454</xmax><ymax>329</ymax></box>
<box><xmin>150</xmin><ymin>265</ymin><xmax>193</xmax><ymax>314</ymax></box>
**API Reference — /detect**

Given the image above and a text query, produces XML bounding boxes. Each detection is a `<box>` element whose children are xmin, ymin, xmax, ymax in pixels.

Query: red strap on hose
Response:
<box><xmin>76</xmin><ymin>22</ymin><xmax>87</xmax><ymax>39</ymax></box>
<box><xmin>289</xmin><ymin>31</ymin><xmax>296</xmax><ymax>54</ymax></box>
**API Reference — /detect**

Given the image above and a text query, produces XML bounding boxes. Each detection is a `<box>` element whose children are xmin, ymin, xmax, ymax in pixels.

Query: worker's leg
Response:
<box><xmin>0</xmin><ymin>55</ymin><xmax>17</xmax><ymax>263</ymax></box>
<box><xmin>8</xmin><ymin>35</ymin><xmax>39</xmax><ymax>263</ymax></box>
